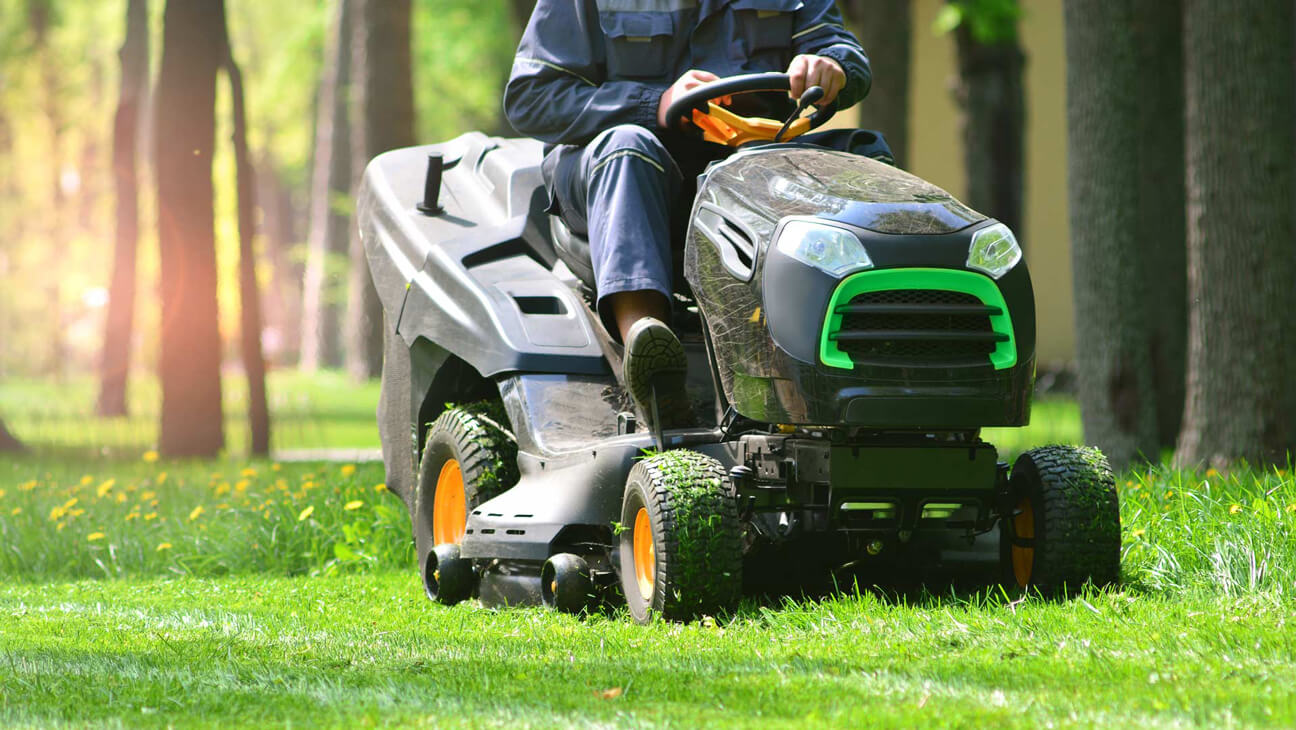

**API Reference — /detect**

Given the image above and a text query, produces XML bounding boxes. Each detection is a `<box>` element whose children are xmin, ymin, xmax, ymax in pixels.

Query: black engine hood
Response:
<box><xmin>697</xmin><ymin>146</ymin><xmax>986</xmax><ymax>239</ymax></box>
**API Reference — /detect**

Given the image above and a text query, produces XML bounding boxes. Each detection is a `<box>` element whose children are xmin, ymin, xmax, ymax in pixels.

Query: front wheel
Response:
<box><xmin>619</xmin><ymin>450</ymin><xmax>742</xmax><ymax>624</ymax></box>
<box><xmin>414</xmin><ymin>406</ymin><xmax>517</xmax><ymax>603</ymax></box>
<box><xmin>1001</xmin><ymin>445</ymin><xmax>1121</xmax><ymax>594</ymax></box>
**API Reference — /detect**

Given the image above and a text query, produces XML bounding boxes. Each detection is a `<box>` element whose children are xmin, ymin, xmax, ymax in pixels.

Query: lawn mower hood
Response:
<box><xmin>684</xmin><ymin>144</ymin><xmax>1036</xmax><ymax>429</ymax></box>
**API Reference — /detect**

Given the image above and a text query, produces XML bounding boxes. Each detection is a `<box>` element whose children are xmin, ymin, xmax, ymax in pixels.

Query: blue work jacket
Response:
<box><xmin>504</xmin><ymin>0</ymin><xmax>872</xmax><ymax>146</ymax></box>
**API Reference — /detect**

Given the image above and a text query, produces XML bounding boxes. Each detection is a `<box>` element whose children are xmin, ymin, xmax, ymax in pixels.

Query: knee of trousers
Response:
<box><xmin>586</xmin><ymin>124</ymin><xmax>673</xmax><ymax>176</ymax></box>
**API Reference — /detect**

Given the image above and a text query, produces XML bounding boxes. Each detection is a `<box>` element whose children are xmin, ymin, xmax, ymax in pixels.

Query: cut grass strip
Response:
<box><xmin>1</xmin><ymin>574</ymin><xmax>1294</xmax><ymax>728</ymax></box>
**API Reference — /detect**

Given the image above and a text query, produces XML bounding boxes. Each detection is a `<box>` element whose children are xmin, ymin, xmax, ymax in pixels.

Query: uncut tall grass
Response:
<box><xmin>0</xmin><ymin>457</ymin><xmax>413</xmax><ymax>580</ymax></box>
<box><xmin>3</xmin><ymin>450</ymin><xmax>1294</xmax><ymax>600</ymax></box>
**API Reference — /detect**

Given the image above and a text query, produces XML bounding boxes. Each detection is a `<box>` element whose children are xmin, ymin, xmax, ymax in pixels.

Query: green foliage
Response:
<box><xmin>412</xmin><ymin>0</ymin><xmax>517</xmax><ymax>139</ymax></box>
<box><xmin>933</xmin><ymin>0</ymin><xmax>1021</xmax><ymax>44</ymax></box>
<box><xmin>0</xmin><ymin>454</ymin><xmax>411</xmax><ymax>580</ymax></box>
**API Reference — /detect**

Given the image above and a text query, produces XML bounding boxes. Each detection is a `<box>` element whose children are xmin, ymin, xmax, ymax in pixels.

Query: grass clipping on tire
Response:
<box><xmin>639</xmin><ymin>450</ymin><xmax>742</xmax><ymax>620</ymax></box>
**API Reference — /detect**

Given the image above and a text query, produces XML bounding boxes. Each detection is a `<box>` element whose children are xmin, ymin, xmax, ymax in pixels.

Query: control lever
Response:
<box><xmin>774</xmin><ymin>85</ymin><xmax>825</xmax><ymax>143</ymax></box>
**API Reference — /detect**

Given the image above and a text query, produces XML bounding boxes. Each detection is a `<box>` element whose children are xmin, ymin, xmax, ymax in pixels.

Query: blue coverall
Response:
<box><xmin>503</xmin><ymin>0</ymin><xmax>873</xmax><ymax>330</ymax></box>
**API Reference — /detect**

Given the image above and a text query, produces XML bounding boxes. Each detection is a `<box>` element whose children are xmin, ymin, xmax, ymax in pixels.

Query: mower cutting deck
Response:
<box><xmin>358</xmin><ymin>74</ymin><xmax>1120</xmax><ymax>623</ymax></box>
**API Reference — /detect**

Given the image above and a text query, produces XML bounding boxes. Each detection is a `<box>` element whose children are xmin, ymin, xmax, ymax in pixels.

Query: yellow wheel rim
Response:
<box><xmin>433</xmin><ymin>459</ymin><xmax>466</xmax><ymax>545</ymax></box>
<box><xmin>1011</xmin><ymin>495</ymin><xmax>1035</xmax><ymax>587</ymax></box>
<box><xmin>632</xmin><ymin>507</ymin><xmax>655</xmax><ymax>601</ymax></box>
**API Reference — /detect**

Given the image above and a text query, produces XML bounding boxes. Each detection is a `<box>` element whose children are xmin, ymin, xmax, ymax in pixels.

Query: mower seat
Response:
<box><xmin>549</xmin><ymin>215</ymin><xmax>597</xmax><ymax>290</ymax></box>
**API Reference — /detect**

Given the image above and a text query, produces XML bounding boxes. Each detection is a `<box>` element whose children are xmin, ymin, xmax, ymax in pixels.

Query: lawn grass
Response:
<box><xmin>2</xmin><ymin>573</ymin><xmax>1293</xmax><ymax>728</ymax></box>
<box><xmin>0</xmin><ymin>370</ymin><xmax>382</xmax><ymax>457</ymax></box>
<box><xmin>2</xmin><ymin>386</ymin><xmax>1294</xmax><ymax>727</ymax></box>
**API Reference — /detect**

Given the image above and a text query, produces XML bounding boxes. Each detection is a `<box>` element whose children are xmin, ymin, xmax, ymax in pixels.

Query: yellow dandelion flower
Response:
<box><xmin>1286</xmin><ymin>504</ymin><xmax>1296</xmax><ymax>514</ymax></box>
<box><xmin>1206</xmin><ymin>467</ymin><xmax>1219</xmax><ymax>478</ymax></box>
<box><xmin>48</xmin><ymin>506</ymin><xmax>66</xmax><ymax>521</ymax></box>
<box><xmin>156</xmin><ymin>542</ymin><xmax>173</xmax><ymax>552</ymax></box>
<box><xmin>241</xmin><ymin>468</ymin><xmax>257</xmax><ymax>478</ymax></box>
<box><xmin>10</xmin><ymin>507</ymin><xmax>22</xmax><ymax>516</ymax></box>
<box><xmin>125</xmin><ymin>512</ymin><xmax>139</xmax><ymax>522</ymax></box>
<box><xmin>234</xmin><ymin>480</ymin><xmax>249</xmax><ymax>493</ymax></box>
<box><xmin>271</xmin><ymin>463</ymin><xmax>282</xmax><ymax>472</ymax></box>
<box><xmin>63</xmin><ymin>497</ymin><xmax>79</xmax><ymax>509</ymax></box>
<box><xmin>80</xmin><ymin>475</ymin><xmax>94</xmax><ymax>486</ymax></box>
<box><xmin>68</xmin><ymin>508</ymin><xmax>85</xmax><ymax>518</ymax></box>
<box><xmin>144</xmin><ymin>512</ymin><xmax>158</xmax><ymax>521</ymax></box>
<box><xmin>340</xmin><ymin>464</ymin><xmax>357</xmax><ymax>478</ymax></box>
<box><xmin>1229</xmin><ymin>504</ymin><xmax>1243</xmax><ymax>515</ymax></box>
<box><xmin>56</xmin><ymin>521</ymin><xmax>66</xmax><ymax>531</ymax></box>
<box><xmin>215</xmin><ymin>503</ymin><xmax>230</xmax><ymax>510</ymax></box>
<box><xmin>214</xmin><ymin>483</ymin><xmax>231</xmax><ymax>497</ymax></box>
<box><xmin>115</xmin><ymin>492</ymin><xmax>127</xmax><ymax>504</ymax></box>
<box><xmin>141</xmin><ymin>490</ymin><xmax>156</xmax><ymax>501</ymax></box>
<box><xmin>157</xmin><ymin>472</ymin><xmax>167</xmax><ymax>485</ymax></box>
<box><xmin>188</xmin><ymin>505</ymin><xmax>205</xmax><ymax>521</ymax></box>
<box><xmin>0</xmin><ymin>488</ymin><xmax>6</xmax><ymax>499</ymax></box>
<box><xmin>302</xmin><ymin>473</ymin><xmax>316</xmax><ymax>482</ymax></box>
<box><xmin>1125</xmin><ymin>480</ymin><xmax>1134</xmax><ymax>487</ymax></box>
<box><xmin>96</xmin><ymin>479</ymin><xmax>116</xmax><ymax>498</ymax></box>
<box><xmin>126</xmin><ymin>484</ymin><xmax>138</xmax><ymax>493</ymax></box>
<box><xmin>19</xmin><ymin>480</ymin><xmax>36</xmax><ymax>491</ymax></box>
<box><xmin>344</xmin><ymin>500</ymin><xmax>364</xmax><ymax>511</ymax></box>
<box><xmin>301</xmin><ymin>481</ymin><xmax>316</xmax><ymax>491</ymax></box>
<box><xmin>87</xmin><ymin>532</ymin><xmax>106</xmax><ymax>542</ymax></box>
<box><xmin>1164</xmin><ymin>490</ymin><xmax>1174</xmax><ymax>499</ymax></box>
<box><xmin>142</xmin><ymin>450</ymin><xmax>159</xmax><ymax>463</ymax></box>
<box><xmin>149</xmin><ymin>500</ymin><xmax>159</xmax><ymax>508</ymax></box>
<box><xmin>1131</xmin><ymin>528</ymin><xmax>1146</xmax><ymax>538</ymax></box>
<box><xmin>374</xmin><ymin>483</ymin><xmax>387</xmax><ymax>493</ymax></box>
<box><xmin>297</xmin><ymin>505</ymin><xmax>315</xmax><ymax>522</ymax></box>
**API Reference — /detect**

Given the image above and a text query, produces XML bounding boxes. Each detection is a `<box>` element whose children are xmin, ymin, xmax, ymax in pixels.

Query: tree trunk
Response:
<box><xmin>98</xmin><ymin>0</ymin><xmax>149</xmax><ymax>418</ymax></box>
<box><xmin>347</xmin><ymin>0</ymin><xmax>415</xmax><ymax>382</ymax></box>
<box><xmin>1133</xmin><ymin>0</ymin><xmax>1187</xmax><ymax>450</ymax></box>
<box><xmin>839</xmin><ymin>0</ymin><xmax>911</xmax><ymax>166</ymax></box>
<box><xmin>952</xmin><ymin>20</ymin><xmax>1025</xmax><ymax>240</ymax></box>
<box><xmin>509</xmin><ymin>0</ymin><xmax>536</xmax><ymax>30</ymax></box>
<box><xmin>31</xmin><ymin>0</ymin><xmax>68</xmax><ymax>383</ymax></box>
<box><xmin>300</xmin><ymin>0</ymin><xmax>354</xmax><ymax>372</ymax></box>
<box><xmin>154</xmin><ymin>0</ymin><xmax>225</xmax><ymax>457</ymax></box>
<box><xmin>1176</xmin><ymin>0</ymin><xmax>1296</xmax><ymax>468</ymax></box>
<box><xmin>255</xmin><ymin>155</ymin><xmax>303</xmax><ymax>364</ymax></box>
<box><xmin>1064</xmin><ymin>0</ymin><xmax>1158</xmax><ymax>469</ymax></box>
<box><xmin>0</xmin><ymin>415</ymin><xmax>24</xmax><ymax>453</ymax></box>
<box><xmin>219</xmin><ymin>19</ymin><xmax>271</xmax><ymax>458</ymax></box>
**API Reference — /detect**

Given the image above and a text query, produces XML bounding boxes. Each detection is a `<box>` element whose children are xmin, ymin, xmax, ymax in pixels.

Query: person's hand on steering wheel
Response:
<box><xmin>786</xmin><ymin>54</ymin><xmax>846</xmax><ymax>106</ymax></box>
<box><xmin>657</xmin><ymin>70</ymin><xmax>733</xmax><ymax>128</ymax></box>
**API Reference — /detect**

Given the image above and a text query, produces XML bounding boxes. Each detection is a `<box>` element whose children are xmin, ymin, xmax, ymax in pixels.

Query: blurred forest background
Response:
<box><xmin>0</xmin><ymin>0</ymin><xmax>1291</xmax><ymax>471</ymax></box>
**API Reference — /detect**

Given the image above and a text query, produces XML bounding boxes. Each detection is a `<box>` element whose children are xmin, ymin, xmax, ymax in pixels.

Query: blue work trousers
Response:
<box><xmin>546</xmin><ymin>125</ymin><xmax>892</xmax><ymax>333</ymax></box>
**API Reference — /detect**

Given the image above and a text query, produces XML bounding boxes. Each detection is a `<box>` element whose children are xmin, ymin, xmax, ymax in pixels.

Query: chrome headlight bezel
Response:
<box><xmin>775</xmin><ymin>219</ymin><xmax>873</xmax><ymax>278</ymax></box>
<box><xmin>966</xmin><ymin>222</ymin><xmax>1022</xmax><ymax>279</ymax></box>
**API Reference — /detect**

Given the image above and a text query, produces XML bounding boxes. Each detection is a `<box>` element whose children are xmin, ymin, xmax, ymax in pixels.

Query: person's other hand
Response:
<box><xmin>787</xmin><ymin>54</ymin><xmax>845</xmax><ymax>106</ymax></box>
<box><xmin>657</xmin><ymin>69</ymin><xmax>731</xmax><ymax>129</ymax></box>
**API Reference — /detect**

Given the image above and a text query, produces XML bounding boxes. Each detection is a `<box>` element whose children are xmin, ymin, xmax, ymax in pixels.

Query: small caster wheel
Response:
<box><xmin>425</xmin><ymin>543</ymin><xmax>476</xmax><ymax>605</ymax></box>
<box><xmin>541</xmin><ymin>553</ymin><xmax>595</xmax><ymax>614</ymax></box>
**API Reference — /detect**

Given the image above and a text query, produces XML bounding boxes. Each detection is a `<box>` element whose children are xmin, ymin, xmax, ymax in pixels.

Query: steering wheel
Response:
<box><xmin>662</xmin><ymin>72</ymin><xmax>838</xmax><ymax>147</ymax></box>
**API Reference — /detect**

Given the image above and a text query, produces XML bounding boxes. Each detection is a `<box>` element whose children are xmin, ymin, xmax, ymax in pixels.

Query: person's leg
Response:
<box><xmin>579</xmin><ymin>124</ymin><xmax>681</xmax><ymax>343</ymax></box>
<box><xmin>572</xmin><ymin>125</ymin><xmax>693</xmax><ymax>428</ymax></box>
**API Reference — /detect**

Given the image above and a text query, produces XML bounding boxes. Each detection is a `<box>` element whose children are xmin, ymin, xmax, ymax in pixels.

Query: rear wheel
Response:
<box><xmin>1001</xmin><ymin>445</ymin><xmax>1121</xmax><ymax>594</ymax></box>
<box><xmin>415</xmin><ymin>406</ymin><xmax>517</xmax><ymax>604</ymax></box>
<box><xmin>618</xmin><ymin>450</ymin><xmax>742</xmax><ymax>624</ymax></box>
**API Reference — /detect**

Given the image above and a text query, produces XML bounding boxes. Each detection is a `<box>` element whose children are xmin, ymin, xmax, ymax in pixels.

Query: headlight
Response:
<box><xmin>776</xmin><ymin>220</ymin><xmax>872</xmax><ymax>277</ymax></box>
<box><xmin>966</xmin><ymin>223</ymin><xmax>1022</xmax><ymax>279</ymax></box>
